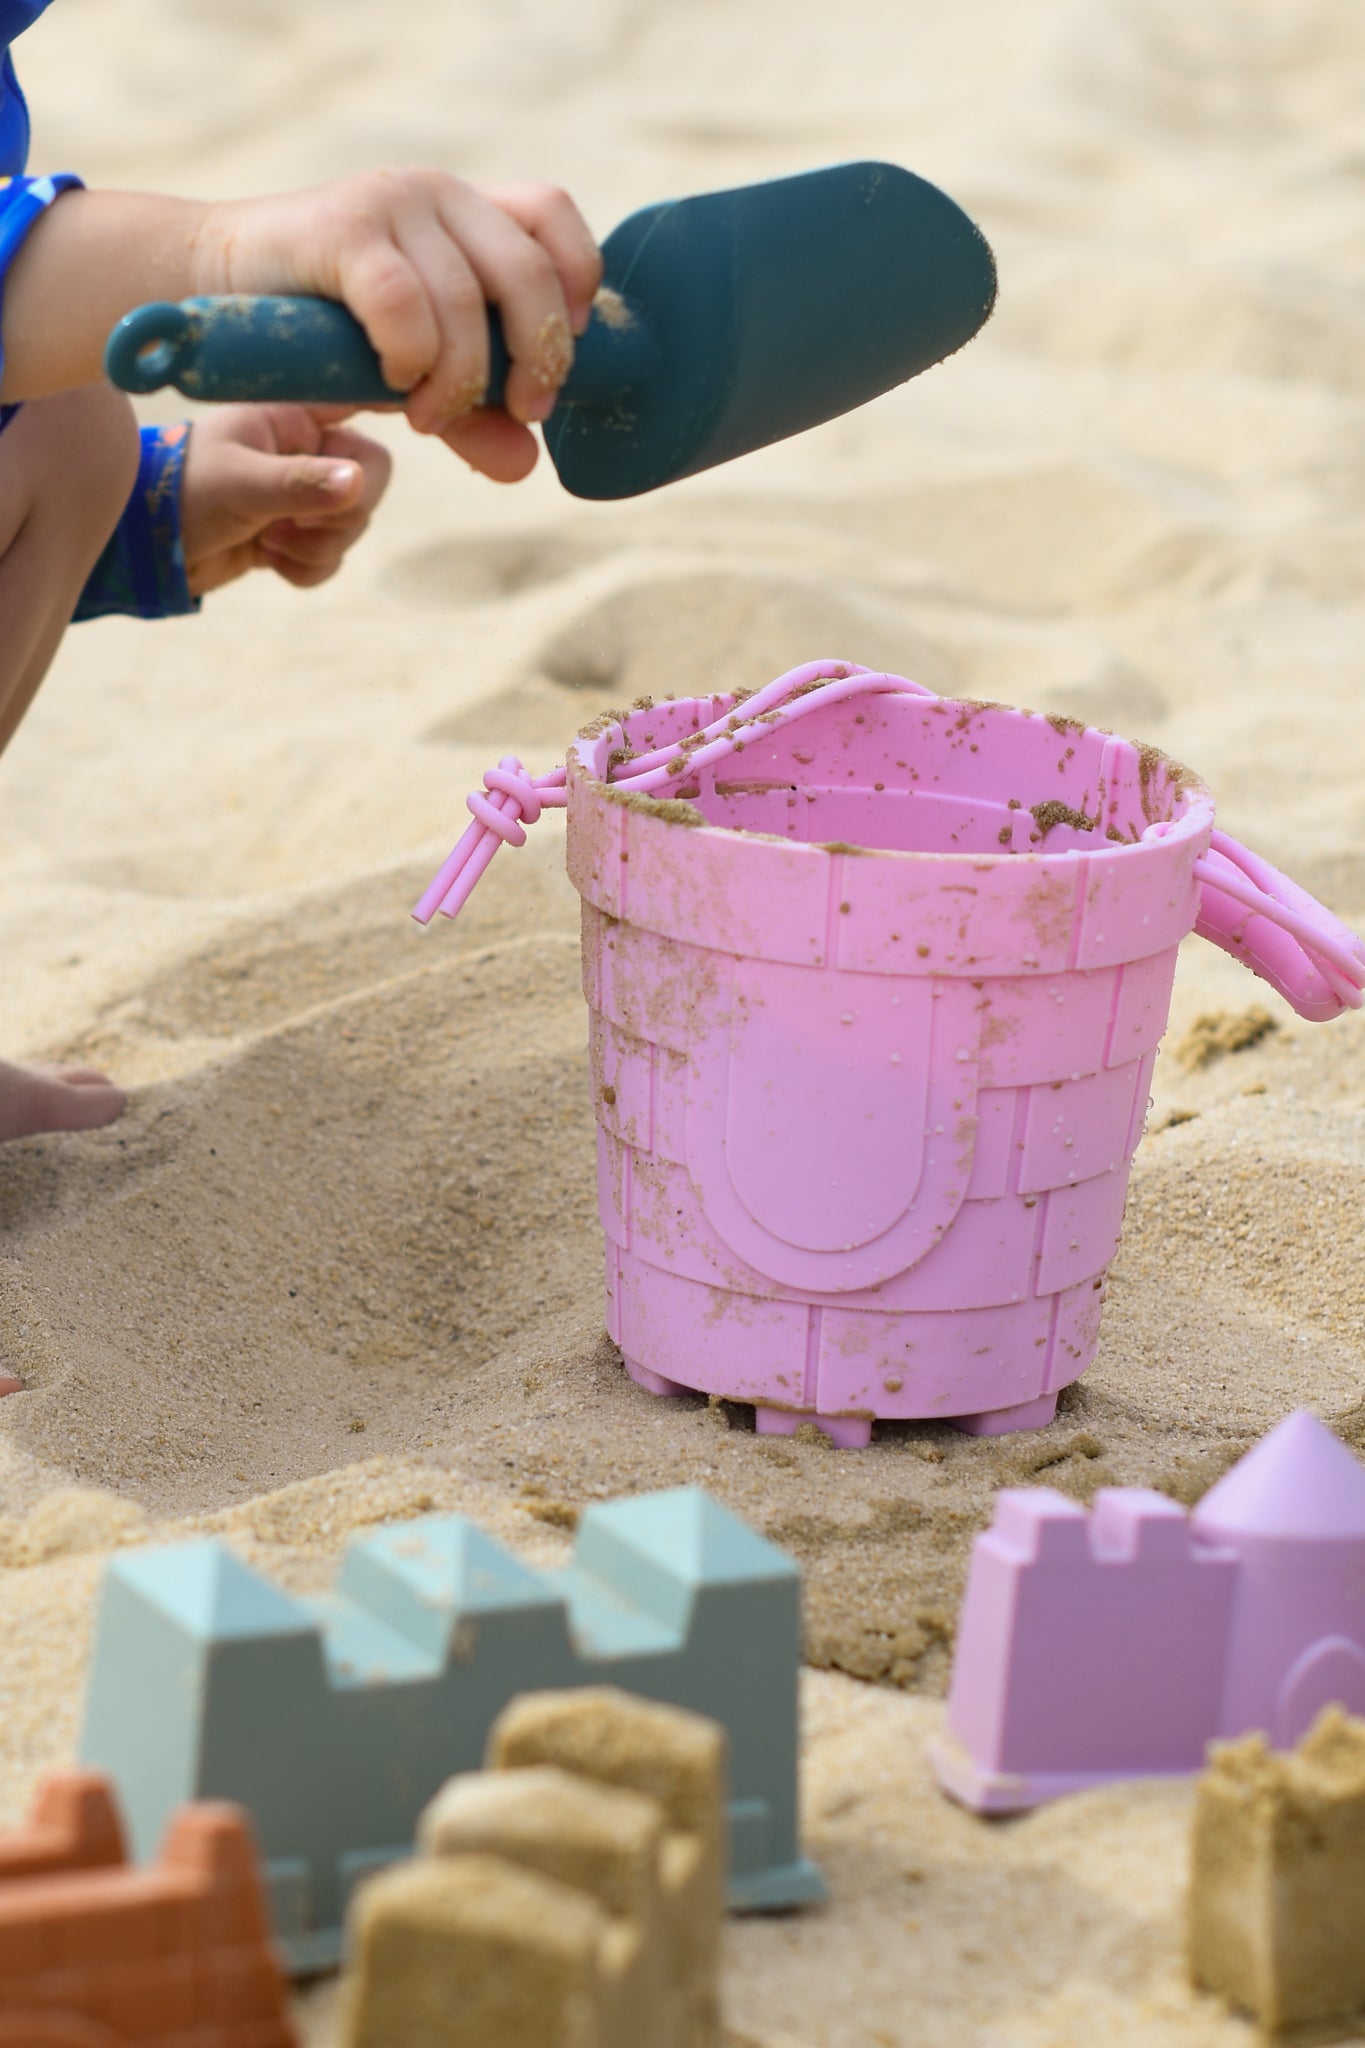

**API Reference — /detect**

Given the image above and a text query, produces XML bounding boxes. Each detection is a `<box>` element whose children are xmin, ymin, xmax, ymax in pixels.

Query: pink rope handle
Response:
<box><xmin>1193</xmin><ymin>830</ymin><xmax>1365</xmax><ymax>1011</ymax></box>
<box><xmin>412</xmin><ymin>674</ymin><xmax>1365</xmax><ymax>1021</ymax></box>
<box><xmin>412</xmin><ymin>659</ymin><xmax>936</xmax><ymax>925</ymax></box>
<box><xmin>410</xmin><ymin>757</ymin><xmax>556</xmax><ymax>924</ymax></box>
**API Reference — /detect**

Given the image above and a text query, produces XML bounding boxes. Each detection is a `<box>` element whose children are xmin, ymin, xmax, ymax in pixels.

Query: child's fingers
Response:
<box><xmin>335</xmin><ymin>232</ymin><xmax>444</xmax><ymax>396</ymax></box>
<box><xmin>439</xmin><ymin>406</ymin><xmax>540</xmax><ymax>483</ymax></box>
<box><xmin>315</xmin><ymin>424</ymin><xmax>392</xmax><ymax>514</ymax></box>
<box><xmin>435</xmin><ymin>185</ymin><xmax>577</xmax><ymax>429</ymax></box>
<box><xmin>390</xmin><ymin>218</ymin><xmax>491</xmax><ymax>436</ymax></box>
<box><xmin>258</xmin><ymin>511</ymin><xmax>368</xmax><ymax>568</ymax></box>
<box><xmin>215</xmin><ymin>441</ymin><xmax>383</xmax><ymax>547</ymax></box>
<box><xmin>478</xmin><ymin>181</ymin><xmax>603</xmax><ymax>334</ymax></box>
<box><xmin>258</xmin><ymin>549</ymin><xmax>343</xmax><ymax>591</ymax></box>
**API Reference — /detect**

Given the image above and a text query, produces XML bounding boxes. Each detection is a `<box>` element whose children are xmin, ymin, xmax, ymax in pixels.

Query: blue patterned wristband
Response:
<box><xmin>73</xmin><ymin>422</ymin><xmax>201</xmax><ymax>622</ymax></box>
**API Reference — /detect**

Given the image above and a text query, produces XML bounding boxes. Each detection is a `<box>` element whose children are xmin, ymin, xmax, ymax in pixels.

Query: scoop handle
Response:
<box><xmin>104</xmin><ymin>294</ymin><xmax>511</xmax><ymax>407</ymax></box>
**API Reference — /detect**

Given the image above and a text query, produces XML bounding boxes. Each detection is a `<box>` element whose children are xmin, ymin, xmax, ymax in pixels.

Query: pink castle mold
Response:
<box><xmin>932</xmin><ymin>1488</ymin><xmax>1240</xmax><ymax>1810</ymax></box>
<box><xmin>932</xmin><ymin>1410</ymin><xmax>1365</xmax><ymax>1812</ymax></box>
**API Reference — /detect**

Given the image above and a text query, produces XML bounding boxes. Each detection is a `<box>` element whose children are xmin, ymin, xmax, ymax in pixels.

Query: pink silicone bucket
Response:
<box><xmin>556</xmin><ymin>672</ymin><xmax>1362</xmax><ymax>1444</ymax></box>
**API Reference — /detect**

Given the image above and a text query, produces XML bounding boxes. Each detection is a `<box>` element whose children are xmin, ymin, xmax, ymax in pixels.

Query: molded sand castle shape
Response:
<box><xmin>342</xmin><ymin>1688</ymin><xmax>726</xmax><ymax>2048</ymax></box>
<box><xmin>415</xmin><ymin>661</ymin><xmax>1365</xmax><ymax>1444</ymax></box>
<box><xmin>934</xmin><ymin>1410</ymin><xmax>1365</xmax><ymax>1813</ymax></box>
<box><xmin>1190</xmin><ymin>1705</ymin><xmax>1365</xmax><ymax>2038</ymax></box>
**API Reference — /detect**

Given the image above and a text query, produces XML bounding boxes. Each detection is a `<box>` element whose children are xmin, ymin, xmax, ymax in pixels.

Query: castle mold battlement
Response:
<box><xmin>934</xmin><ymin>1485</ymin><xmax>1239</xmax><ymax>1811</ymax></box>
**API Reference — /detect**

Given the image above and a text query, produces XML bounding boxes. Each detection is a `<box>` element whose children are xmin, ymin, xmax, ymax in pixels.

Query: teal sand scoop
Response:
<box><xmin>105</xmin><ymin>160</ymin><xmax>996</xmax><ymax>500</ymax></box>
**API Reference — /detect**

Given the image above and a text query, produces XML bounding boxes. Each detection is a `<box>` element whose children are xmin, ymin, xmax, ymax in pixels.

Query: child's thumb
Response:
<box><xmin>238</xmin><ymin>450</ymin><xmax>364</xmax><ymax>522</ymax></box>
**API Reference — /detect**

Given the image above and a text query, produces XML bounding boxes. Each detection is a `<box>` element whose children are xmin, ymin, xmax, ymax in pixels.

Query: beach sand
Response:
<box><xmin>3</xmin><ymin>0</ymin><xmax>1365</xmax><ymax>2041</ymax></box>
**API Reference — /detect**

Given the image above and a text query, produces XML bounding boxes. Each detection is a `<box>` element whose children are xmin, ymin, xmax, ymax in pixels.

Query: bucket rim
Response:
<box><xmin>566</xmin><ymin>686</ymin><xmax>1216</xmax><ymax>864</ymax></box>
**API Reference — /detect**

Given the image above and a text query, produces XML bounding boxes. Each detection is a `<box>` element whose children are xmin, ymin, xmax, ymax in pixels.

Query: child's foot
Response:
<box><xmin>0</xmin><ymin>1060</ymin><xmax>125</xmax><ymax>1142</ymax></box>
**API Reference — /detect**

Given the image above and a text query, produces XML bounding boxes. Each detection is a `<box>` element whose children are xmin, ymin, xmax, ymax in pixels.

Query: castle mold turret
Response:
<box><xmin>1194</xmin><ymin>1409</ymin><xmax>1365</xmax><ymax>1745</ymax></box>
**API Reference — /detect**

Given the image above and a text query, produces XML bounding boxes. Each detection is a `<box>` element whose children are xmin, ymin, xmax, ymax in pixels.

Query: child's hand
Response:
<box><xmin>179</xmin><ymin>404</ymin><xmax>391</xmax><ymax>597</ymax></box>
<box><xmin>192</xmin><ymin>173</ymin><xmax>602</xmax><ymax>482</ymax></box>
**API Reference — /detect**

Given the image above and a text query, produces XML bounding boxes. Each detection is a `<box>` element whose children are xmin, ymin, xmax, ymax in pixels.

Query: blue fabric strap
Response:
<box><xmin>73</xmin><ymin>423</ymin><xmax>200</xmax><ymax>622</ymax></box>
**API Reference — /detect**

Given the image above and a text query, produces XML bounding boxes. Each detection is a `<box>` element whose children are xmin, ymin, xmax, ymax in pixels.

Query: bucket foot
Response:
<box><xmin>623</xmin><ymin>1356</ymin><xmax>688</xmax><ymax>1399</ymax></box>
<box><xmin>949</xmin><ymin>1392</ymin><xmax>1058</xmax><ymax>1438</ymax></box>
<box><xmin>755</xmin><ymin>1407</ymin><xmax>873</xmax><ymax>1450</ymax></box>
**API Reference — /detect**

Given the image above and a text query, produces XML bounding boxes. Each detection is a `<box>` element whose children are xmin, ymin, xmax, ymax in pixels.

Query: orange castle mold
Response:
<box><xmin>0</xmin><ymin>1769</ymin><xmax>296</xmax><ymax>2047</ymax></box>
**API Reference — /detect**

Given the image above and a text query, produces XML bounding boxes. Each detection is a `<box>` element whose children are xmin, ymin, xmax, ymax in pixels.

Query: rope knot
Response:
<box><xmin>465</xmin><ymin>757</ymin><xmax>542</xmax><ymax>848</ymax></box>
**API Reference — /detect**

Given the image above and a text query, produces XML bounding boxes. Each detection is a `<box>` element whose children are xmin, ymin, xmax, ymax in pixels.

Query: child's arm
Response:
<box><xmin>1</xmin><ymin>171</ymin><xmax>601</xmax><ymax>479</ymax></box>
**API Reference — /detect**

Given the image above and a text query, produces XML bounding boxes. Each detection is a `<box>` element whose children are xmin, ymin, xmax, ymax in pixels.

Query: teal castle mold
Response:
<box><xmin>79</xmin><ymin>1487</ymin><xmax>823</xmax><ymax>1973</ymax></box>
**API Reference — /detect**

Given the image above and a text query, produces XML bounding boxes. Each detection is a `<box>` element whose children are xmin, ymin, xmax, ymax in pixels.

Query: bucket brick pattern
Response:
<box><xmin>0</xmin><ymin>1771</ymin><xmax>295</xmax><ymax>2048</ymax></box>
<box><xmin>568</xmin><ymin>689</ymin><xmax>1207</xmax><ymax>1443</ymax></box>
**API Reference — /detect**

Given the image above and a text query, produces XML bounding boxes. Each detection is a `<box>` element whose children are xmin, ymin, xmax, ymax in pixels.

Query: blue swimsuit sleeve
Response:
<box><xmin>72</xmin><ymin>421</ymin><xmax>200</xmax><ymax>622</ymax></box>
<box><xmin>0</xmin><ymin>165</ymin><xmax>79</xmax><ymax>272</ymax></box>
<box><xmin>0</xmin><ymin>169</ymin><xmax>81</xmax><ymax>438</ymax></box>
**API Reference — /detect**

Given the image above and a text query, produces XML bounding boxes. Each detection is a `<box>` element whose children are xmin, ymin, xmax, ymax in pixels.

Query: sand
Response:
<box><xmin>2</xmin><ymin>0</ymin><xmax>1365</xmax><ymax>2041</ymax></box>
